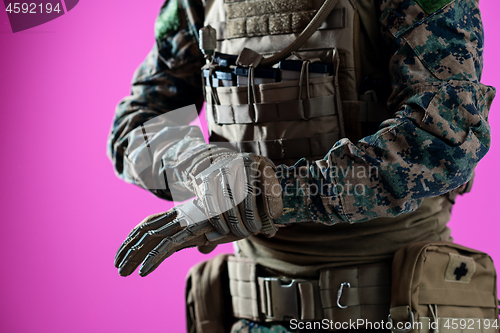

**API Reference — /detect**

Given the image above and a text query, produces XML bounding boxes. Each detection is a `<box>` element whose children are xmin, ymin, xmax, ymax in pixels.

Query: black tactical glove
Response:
<box><xmin>115</xmin><ymin>153</ymin><xmax>283</xmax><ymax>277</ymax></box>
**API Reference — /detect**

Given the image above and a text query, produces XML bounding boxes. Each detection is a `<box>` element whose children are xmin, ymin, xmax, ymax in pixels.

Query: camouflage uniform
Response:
<box><xmin>108</xmin><ymin>0</ymin><xmax>495</xmax><ymax>332</ymax></box>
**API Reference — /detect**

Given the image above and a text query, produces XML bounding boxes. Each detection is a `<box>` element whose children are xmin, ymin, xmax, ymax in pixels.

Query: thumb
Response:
<box><xmin>197</xmin><ymin>244</ymin><xmax>218</xmax><ymax>254</ymax></box>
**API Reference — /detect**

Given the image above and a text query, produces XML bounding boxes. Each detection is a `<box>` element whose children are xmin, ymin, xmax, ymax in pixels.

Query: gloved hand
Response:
<box><xmin>115</xmin><ymin>153</ymin><xmax>283</xmax><ymax>277</ymax></box>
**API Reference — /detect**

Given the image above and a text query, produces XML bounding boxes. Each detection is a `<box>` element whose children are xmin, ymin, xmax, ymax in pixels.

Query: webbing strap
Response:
<box><xmin>220</xmin><ymin>132</ymin><xmax>340</xmax><ymax>161</ymax></box>
<box><xmin>228</xmin><ymin>257</ymin><xmax>392</xmax><ymax>323</ymax></box>
<box><xmin>207</xmin><ymin>95</ymin><xmax>337</xmax><ymax>124</ymax></box>
<box><xmin>228</xmin><ymin>257</ymin><xmax>261</xmax><ymax>321</ymax></box>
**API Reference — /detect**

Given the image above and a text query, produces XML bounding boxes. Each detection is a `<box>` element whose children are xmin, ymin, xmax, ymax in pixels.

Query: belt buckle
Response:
<box><xmin>260</xmin><ymin>277</ymin><xmax>305</xmax><ymax>322</ymax></box>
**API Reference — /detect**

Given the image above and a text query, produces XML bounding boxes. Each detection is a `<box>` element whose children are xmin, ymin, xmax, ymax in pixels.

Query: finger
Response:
<box><xmin>118</xmin><ymin>218</ymin><xmax>184</xmax><ymax>276</ymax></box>
<box><xmin>197</xmin><ymin>244</ymin><xmax>217</xmax><ymax>254</ymax></box>
<box><xmin>198</xmin><ymin>175</ymin><xmax>231</xmax><ymax>235</ymax></box>
<box><xmin>256</xmin><ymin>156</ymin><xmax>283</xmax><ymax>219</ymax></box>
<box><xmin>139</xmin><ymin>220</ymin><xmax>214</xmax><ymax>277</ymax></box>
<box><xmin>114</xmin><ymin>210</ymin><xmax>177</xmax><ymax>268</ymax></box>
<box><xmin>238</xmin><ymin>158</ymin><xmax>262</xmax><ymax>233</ymax></box>
<box><xmin>256</xmin><ymin>197</ymin><xmax>277</xmax><ymax>237</ymax></box>
<box><xmin>220</xmin><ymin>166</ymin><xmax>250</xmax><ymax>238</ymax></box>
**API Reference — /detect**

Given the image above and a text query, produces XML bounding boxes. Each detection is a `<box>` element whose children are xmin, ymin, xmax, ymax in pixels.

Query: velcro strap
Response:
<box><xmin>211</xmin><ymin>8</ymin><xmax>345</xmax><ymax>40</ymax></box>
<box><xmin>220</xmin><ymin>0</ymin><xmax>346</xmax><ymax>39</ymax></box>
<box><xmin>226</xmin><ymin>11</ymin><xmax>316</xmax><ymax>39</ymax></box>
<box><xmin>225</xmin><ymin>0</ymin><xmax>314</xmax><ymax>19</ymax></box>
<box><xmin>222</xmin><ymin>132</ymin><xmax>340</xmax><ymax>160</ymax></box>
<box><xmin>175</xmin><ymin>199</ymin><xmax>209</xmax><ymax>226</ymax></box>
<box><xmin>207</xmin><ymin>96</ymin><xmax>337</xmax><ymax>124</ymax></box>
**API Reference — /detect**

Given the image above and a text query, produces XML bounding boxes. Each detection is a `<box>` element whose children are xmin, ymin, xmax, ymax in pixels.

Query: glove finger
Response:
<box><xmin>256</xmin><ymin>156</ymin><xmax>283</xmax><ymax>219</ymax></box>
<box><xmin>197</xmin><ymin>244</ymin><xmax>217</xmax><ymax>254</ymax></box>
<box><xmin>220</xmin><ymin>165</ymin><xmax>250</xmax><ymax>238</ymax></box>
<box><xmin>114</xmin><ymin>210</ymin><xmax>177</xmax><ymax>268</ymax></box>
<box><xmin>139</xmin><ymin>220</ymin><xmax>214</xmax><ymax>277</ymax></box>
<box><xmin>238</xmin><ymin>158</ymin><xmax>262</xmax><ymax>233</ymax></box>
<box><xmin>198</xmin><ymin>175</ymin><xmax>231</xmax><ymax>235</ymax></box>
<box><xmin>118</xmin><ymin>218</ymin><xmax>184</xmax><ymax>276</ymax></box>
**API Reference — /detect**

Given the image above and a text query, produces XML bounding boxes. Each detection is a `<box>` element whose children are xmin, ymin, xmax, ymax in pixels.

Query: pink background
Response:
<box><xmin>0</xmin><ymin>1</ymin><xmax>498</xmax><ymax>332</ymax></box>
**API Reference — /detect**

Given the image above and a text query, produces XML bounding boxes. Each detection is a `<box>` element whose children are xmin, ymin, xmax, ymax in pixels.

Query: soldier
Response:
<box><xmin>108</xmin><ymin>0</ymin><xmax>495</xmax><ymax>332</ymax></box>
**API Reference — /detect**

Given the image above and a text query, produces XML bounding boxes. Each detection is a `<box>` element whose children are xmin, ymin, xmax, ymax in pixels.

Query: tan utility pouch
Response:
<box><xmin>389</xmin><ymin>241</ymin><xmax>499</xmax><ymax>333</ymax></box>
<box><xmin>185</xmin><ymin>254</ymin><xmax>233</xmax><ymax>333</ymax></box>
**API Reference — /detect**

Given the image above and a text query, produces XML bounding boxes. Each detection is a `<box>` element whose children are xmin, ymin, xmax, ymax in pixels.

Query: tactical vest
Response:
<box><xmin>202</xmin><ymin>0</ymin><xmax>392</xmax><ymax>165</ymax></box>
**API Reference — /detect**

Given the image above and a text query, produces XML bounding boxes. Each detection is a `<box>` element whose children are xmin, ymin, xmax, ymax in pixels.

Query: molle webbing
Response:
<box><xmin>206</xmin><ymin>100</ymin><xmax>390</xmax><ymax>127</ymax></box>
<box><xmin>206</xmin><ymin>96</ymin><xmax>338</xmax><ymax>124</ymax></box>
<box><xmin>225</xmin><ymin>0</ymin><xmax>314</xmax><ymax>19</ymax></box>
<box><xmin>205</xmin><ymin>71</ymin><xmax>392</xmax><ymax>161</ymax></box>
<box><xmin>222</xmin><ymin>0</ymin><xmax>347</xmax><ymax>39</ymax></box>
<box><xmin>205</xmin><ymin>73</ymin><xmax>343</xmax><ymax>161</ymax></box>
<box><xmin>227</xmin><ymin>13</ymin><xmax>315</xmax><ymax>39</ymax></box>
<box><xmin>228</xmin><ymin>256</ymin><xmax>391</xmax><ymax>323</ymax></box>
<box><xmin>208</xmin><ymin>75</ymin><xmax>337</xmax><ymax>105</ymax></box>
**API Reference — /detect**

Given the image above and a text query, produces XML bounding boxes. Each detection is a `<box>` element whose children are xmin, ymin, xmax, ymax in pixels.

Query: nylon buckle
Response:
<box><xmin>260</xmin><ymin>277</ymin><xmax>308</xmax><ymax>321</ymax></box>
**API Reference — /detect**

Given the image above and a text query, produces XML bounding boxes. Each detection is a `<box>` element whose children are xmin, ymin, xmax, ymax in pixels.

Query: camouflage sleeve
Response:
<box><xmin>107</xmin><ymin>0</ymin><xmax>208</xmax><ymax>201</ymax></box>
<box><xmin>275</xmin><ymin>0</ymin><xmax>496</xmax><ymax>225</ymax></box>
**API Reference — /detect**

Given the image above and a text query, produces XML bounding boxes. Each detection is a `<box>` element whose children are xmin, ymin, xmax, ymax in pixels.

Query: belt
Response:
<box><xmin>228</xmin><ymin>257</ymin><xmax>391</xmax><ymax>325</ymax></box>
